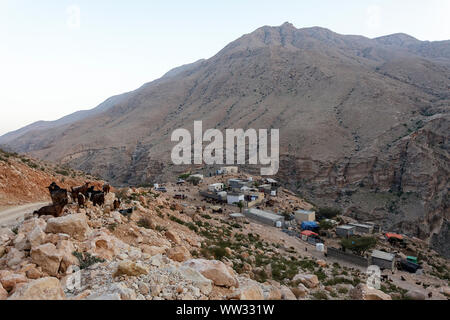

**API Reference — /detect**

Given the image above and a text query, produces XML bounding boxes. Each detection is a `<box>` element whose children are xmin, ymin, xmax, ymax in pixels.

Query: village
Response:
<box><xmin>150</xmin><ymin>166</ymin><xmax>449</xmax><ymax>299</ymax></box>
<box><xmin>0</xmin><ymin>154</ymin><xmax>448</xmax><ymax>300</ymax></box>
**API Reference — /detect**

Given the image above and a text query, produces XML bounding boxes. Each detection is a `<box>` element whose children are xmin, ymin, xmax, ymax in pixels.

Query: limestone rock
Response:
<box><xmin>114</xmin><ymin>260</ymin><xmax>149</xmax><ymax>277</ymax></box>
<box><xmin>165</xmin><ymin>230</ymin><xmax>181</xmax><ymax>244</ymax></box>
<box><xmin>45</xmin><ymin>213</ymin><xmax>91</xmax><ymax>241</ymax></box>
<box><xmin>293</xmin><ymin>273</ymin><xmax>319</xmax><ymax>289</ymax></box>
<box><xmin>280</xmin><ymin>285</ymin><xmax>297</xmax><ymax>300</ymax></box>
<box><xmin>0</xmin><ymin>283</ymin><xmax>7</xmax><ymax>300</ymax></box>
<box><xmin>178</xmin><ymin>266</ymin><xmax>213</xmax><ymax>295</ymax></box>
<box><xmin>8</xmin><ymin>277</ymin><xmax>65</xmax><ymax>300</ymax></box>
<box><xmin>167</xmin><ymin>246</ymin><xmax>191</xmax><ymax>262</ymax></box>
<box><xmin>349</xmin><ymin>284</ymin><xmax>392</xmax><ymax>300</ymax></box>
<box><xmin>30</xmin><ymin>243</ymin><xmax>62</xmax><ymax>276</ymax></box>
<box><xmin>0</xmin><ymin>271</ymin><xmax>28</xmax><ymax>291</ymax></box>
<box><xmin>183</xmin><ymin>259</ymin><xmax>238</xmax><ymax>288</ymax></box>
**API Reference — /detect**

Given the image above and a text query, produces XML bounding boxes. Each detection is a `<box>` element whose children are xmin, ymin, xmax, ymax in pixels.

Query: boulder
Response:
<box><xmin>293</xmin><ymin>273</ymin><xmax>319</xmax><ymax>289</ymax></box>
<box><xmin>291</xmin><ymin>284</ymin><xmax>309</xmax><ymax>299</ymax></box>
<box><xmin>232</xmin><ymin>281</ymin><xmax>264</xmax><ymax>300</ymax></box>
<box><xmin>6</xmin><ymin>248</ymin><xmax>25</xmax><ymax>268</ymax></box>
<box><xmin>45</xmin><ymin>213</ymin><xmax>91</xmax><ymax>241</ymax></box>
<box><xmin>8</xmin><ymin>277</ymin><xmax>66</xmax><ymax>300</ymax></box>
<box><xmin>0</xmin><ymin>246</ymin><xmax>5</xmax><ymax>258</ymax></box>
<box><xmin>114</xmin><ymin>260</ymin><xmax>149</xmax><ymax>277</ymax></box>
<box><xmin>405</xmin><ymin>290</ymin><xmax>426</xmax><ymax>300</ymax></box>
<box><xmin>0</xmin><ymin>283</ymin><xmax>7</xmax><ymax>300</ymax></box>
<box><xmin>183</xmin><ymin>259</ymin><xmax>238</xmax><ymax>288</ymax></box>
<box><xmin>349</xmin><ymin>284</ymin><xmax>392</xmax><ymax>300</ymax></box>
<box><xmin>56</xmin><ymin>240</ymin><xmax>79</xmax><ymax>273</ymax></box>
<box><xmin>30</xmin><ymin>243</ymin><xmax>62</xmax><ymax>276</ymax></box>
<box><xmin>141</xmin><ymin>245</ymin><xmax>167</xmax><ymax>256</ymax></box>
<box><xmin>167</xmin><ymin>246</ymin><xmax>192</xmax><ymax>262</ymax></box>
<box><xmin>0</xmin><ymin>272</ymin><xmax>28</xmax><ymax>291</ymax></box>
<box><xmin>14</xmin><ymin>233</ymin><xmax>30</xmax><ymax>251</ymax></box>
<box><xmin>178</xmin><ymin>266</ymin><xmax>213</xmax><ymax>295</ymax></box>
<box><xmin>280</xmin><ymin>285</ymin><xmax>297</xmax><ymax>300</ymax></box>
<box><xmin>165</xmin><ymin>230</ymin><xmax>182</xmax><ymax>244</ymax></box>
<box><xmin>316</xmin><ymin>260</ymin><xmax>327</xmax><ymax>268</ymax></box>
<box><xmin>28</xmin><ymin>226</ymin><xmax>46</xmax><ymax>248</ymax></box>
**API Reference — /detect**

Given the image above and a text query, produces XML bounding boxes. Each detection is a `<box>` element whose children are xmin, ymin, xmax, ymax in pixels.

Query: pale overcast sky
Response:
<box><xmin>0</xmin><ymin>0</ymin><xmax>449</xmax><ymax>136</ymax></box>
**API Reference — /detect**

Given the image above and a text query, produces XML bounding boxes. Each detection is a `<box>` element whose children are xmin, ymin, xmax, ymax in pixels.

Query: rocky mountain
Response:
<box><xmin>0</xmin><ymin>23</ymin><xmax>449</xmax><ymax>255</ymax></box>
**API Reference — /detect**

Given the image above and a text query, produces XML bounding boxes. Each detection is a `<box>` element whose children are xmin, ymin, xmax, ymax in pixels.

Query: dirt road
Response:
<box><xmin>0</xmin><ymin>202</ymin><xmax>49</xmax><ymax>227</ymax></box>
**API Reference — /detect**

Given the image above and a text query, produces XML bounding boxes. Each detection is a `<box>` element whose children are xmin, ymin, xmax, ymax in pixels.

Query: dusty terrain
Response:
<box><xmin>1</xmin><ymin>23</ymin><xmax>448</xmax><ymax>256</ymax></box>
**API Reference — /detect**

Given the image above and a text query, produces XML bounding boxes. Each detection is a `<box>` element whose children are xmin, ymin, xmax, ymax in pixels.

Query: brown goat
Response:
<box><xmin>77</xmin><ymin>193</ymin><xmax>86</xmax><ymax>208</ymax></box>
<box><xmin>47</xmin><ymin>183</ymin><xmax>69</xmax><ymax>205</ymax></box>
<box><xmin>102</xmin><ymin>184</ymin><xmax>111</xmax><ymax>195</ymax></box>
<box><xmin>34</xmin><ymin>198</ymin><xmax>68</xmax><ymax>217</ymax></box>
<box><xmin>71</xmin><ymin>182</ymin><xmax>90</xmax><ymax>200</ymax></box>
<box><xmin>92</xmin><ymin>192</ymin><xmax>105</xmax><ymax>207</ymax></box>
<box><xmin>113</xmin><ymin>199</ymin><xmax>121</xmax><ymax>210</ymax></box>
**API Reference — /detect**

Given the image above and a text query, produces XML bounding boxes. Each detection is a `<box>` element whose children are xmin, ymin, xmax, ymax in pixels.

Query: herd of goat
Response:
<box><xmin>34</xmin><ymin>182</ymin><xmax>121</xmax><ymax>218</ymax></box>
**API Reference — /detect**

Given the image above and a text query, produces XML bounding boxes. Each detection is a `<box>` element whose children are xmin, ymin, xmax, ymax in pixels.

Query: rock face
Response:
<box><xmin>114</xmin><ymin>260</ymin><xmax>149</xmax><ymax>277</ymax></box>
<box><xmin>8</xmin><ymin>277</ymin><xmax>66</xmax><ymax>300</ymax></box>
<box><xmin>2</xmin><ymin>23</ymin><xmax>448</xmax><ymax>248</ymax></box>
<box><xmin>183</xmin><ymin>259</ymin><xmax>239</xmax><ymax>288</ymax></box>
<box><xmin>349</xmin><ymin>284</ymin><xmax>392</xmax><ymax>301</ymax></box>
<box><xmin>293</xmin><ymin>273</ymin><xmax>319</xmax><ymax>289</ymax></box>
<box><xmin>0</xmin><ymin>283</ymin><xmax>7</xmax><ymax>300</ymax></box>
<box><xmin>167</xmin><ymin>246</ymin><xmax>191</xmax><ymax>262</ymax></box>
<box><xmin>30</xmin><ymin>243</ymin><xmax>62</xmax><ymax>276</ymax></box>
<box><xmin>45</xmin><ymin>213</ymin><xmax>91</xmax><ymax>241</ymax></box>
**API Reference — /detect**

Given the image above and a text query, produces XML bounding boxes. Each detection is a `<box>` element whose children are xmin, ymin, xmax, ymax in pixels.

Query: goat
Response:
<box><xmin>92</xmin><ymin>192</ymin><xmax>105</xmax><ymax>207</ymax></box>
<box><xmin>71</xmin><ymin>182</ymin><xmax>90</xmax><ymax>200</ymax></box>
<box><xmin>113</xmin><ymin>199</ymin><xmax>121</xmax><ymax>210</ymax></box>
<box><xmin>47</xmin><ymin>183</ymin><xmax>69</xmax><ymax>205</ymax></box>
<box><xmin>103</xmin><ymin>184</ymin><xmax>111</xmax><ymax>195</ymax></box>
<box><xmin>34</xmin><ymin>198</ymin><xmax>68</xmax><ymax>217</ymax></box>
<box><xmin>77</xmin><ymin>193</ymin><xmax>86</xmax><ymax>208</ymax></box>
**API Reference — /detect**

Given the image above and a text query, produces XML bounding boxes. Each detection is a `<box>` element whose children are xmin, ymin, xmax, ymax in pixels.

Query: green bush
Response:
<box><xmin>72</xmin><ymin>252</ymin><xmax>105</xmax><ymax>269</ymax></box>
<box><xmin>340</xmin><ymin>236</ymin><xmax>377</xmax><ymax>256</ymax></box>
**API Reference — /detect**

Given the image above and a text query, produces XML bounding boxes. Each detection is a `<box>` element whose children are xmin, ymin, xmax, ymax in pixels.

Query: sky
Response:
<box><xmin>0</xmin><ymin>0</ymin><xmax>449</xmax><ymax>136</ymax></box>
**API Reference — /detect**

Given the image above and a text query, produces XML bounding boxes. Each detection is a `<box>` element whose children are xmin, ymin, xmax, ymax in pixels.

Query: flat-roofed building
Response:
<box><xmin>336</xmin><ymin>225</ymin><xmax>356</xmax><ymax>238</ymax></box>
<box><xmin>371</xmin><ymin>250</ymin><xmax>396</xmax><ymax>270</ymax></box>
<box><xmin>348</xmin><ymin>223</ymin><xmax>374</xmax><ymax>234</ymax></box>
<box><xmin>243</xmin><ymin>208</ymin><xmax>284</xmax><ymax>227</ymax></box>
<box><xmin>294</xmin><ymin>209</ymin><xmax>316</xmax><ymax>222</ymax></box>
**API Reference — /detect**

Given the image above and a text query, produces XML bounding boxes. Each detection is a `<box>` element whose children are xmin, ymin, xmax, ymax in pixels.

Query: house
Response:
<box><xmin>244</xmin><ymin>191</ymin><xmax>265</xmax><ymax>207</ymax></box>
<box><xmin>220</xmin><ymin>166</ymin><xmax>239</xmax><ymax>174</ymax></box>
<box><xmin>227</xmin><ymin>192</ymin><xmax>245</xmax><ymax>205</ymax></box>
<box><xmin>371</xmin><ymin>250</ymin><xmax>396</xmax><ymax>270</ymax></box>
<box><xmin>336</xmin><ymin>225</ymin><xmax>356</xmax><ymax>238</ymax></box>
<box><xmin>294</xmin><ymin>209</ymin><xmax>316</xmax><ymax>222</ymax></box>
<box><xmin>208</xmin><ymin>183</ymin><xmax>224</xmax><ymax>192</ymax></box>
<box><xmin>300</xmin><ymin>230</ymin><xmax>320</xmax><ymax>243</ymax></box>
<box><xmin>243</xmin><ymin>208</ymin><xmax>284</xmax><ymax>227</ymax></box>
<box><xmin>263</xmin><ymin>178</ymin><xmax>278</xmax><ymax>187</ymax></box>
<box><xmin>348</xmin><ymin>223</ymin><xmax>374</xmax><ymax>234</ymax></box>
<box><xmin>228</xmin><ymin>179</ymin><xmax>251</xmax><ymax>190</ymax></box>
<box><xmin>200</xmin><ymin>190</ymin><xmax>227</xmax><ymax>202</ymax></box>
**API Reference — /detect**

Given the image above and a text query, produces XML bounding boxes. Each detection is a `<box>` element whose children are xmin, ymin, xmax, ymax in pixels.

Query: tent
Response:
<box><xmin>301</xmin><ymin>230</ymin><xmax>319</xmax><ymax>237</ymax></box>
<box><xmin>301</xmin><ymin>221</ymin><xmax>319</xmax><ymax>231</ymax></box>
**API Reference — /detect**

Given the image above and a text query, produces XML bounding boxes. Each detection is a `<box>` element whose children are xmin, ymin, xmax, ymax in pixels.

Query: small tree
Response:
<box><xmin>319</xmin><ymin>220</ymin><xmax>334</xmax><ymax>231</ymax></box>
<box><xmin>235</xmin><ymin>201</ymin><xmax>245</xmax><ymax>213</ymax></box>
<box><xmin>341</xmin><ymin>237</ymin><xmax>377</xmax><ymax>256</ymax></box>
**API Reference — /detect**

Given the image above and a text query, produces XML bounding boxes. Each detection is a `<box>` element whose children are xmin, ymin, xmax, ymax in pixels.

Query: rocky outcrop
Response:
<box><xmin>45</xmin><ymin>213</ymin><xmax>91</xmax><ymax>241</ymax></box>
<box><xmin>183</xmin><ymin>259</ymin><xmax>239</xmax><ymax>288</ymax></box>
<box><xmin>349</xmin><ymin>284</ymin><xmax>392</xmax><ymax>300</ymax></box>
<box><xmin>8</xmin><ymin>277</ymin><xmax>66</xmax><ymax>300</ymax></box>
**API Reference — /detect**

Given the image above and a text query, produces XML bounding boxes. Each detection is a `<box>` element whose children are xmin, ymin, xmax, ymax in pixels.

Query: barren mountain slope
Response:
<box><xmin>1</xmin><ymin>23</ymin><xmax>449</xmax><ymax>255</ymax></box>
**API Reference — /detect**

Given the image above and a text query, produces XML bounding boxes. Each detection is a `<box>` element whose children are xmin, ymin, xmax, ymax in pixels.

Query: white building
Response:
<box><xmin>227</xmin><ymin>193</ymin><xmax>245</xmax><ymax>205</ymax></box>
<box><xmin>208</xmin><ymin>183</ymin><xmax>224</xmax><ymax>192</ymax></box>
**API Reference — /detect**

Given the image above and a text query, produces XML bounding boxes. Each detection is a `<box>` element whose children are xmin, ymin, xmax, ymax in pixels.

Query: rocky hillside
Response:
<box><xmin>0</xmin><ymin>149</ymin><xmax>101</xmax><ymax>209</ymax></box>
<box><xmin>1</xmin><ymin>178</ymin><xmax>448</xmax><ymax>300</ymax></box>
<box><xmin>0</xmin><ymin>23</ymin><xmax>448</xmax><ymax>254</ymax></box>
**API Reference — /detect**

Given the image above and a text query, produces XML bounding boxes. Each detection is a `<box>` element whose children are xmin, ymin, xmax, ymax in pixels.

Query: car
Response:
<box><xmin>155</xmin><ymin>187</ymin><xmax>167</xmax><ymax>193</ymax></box>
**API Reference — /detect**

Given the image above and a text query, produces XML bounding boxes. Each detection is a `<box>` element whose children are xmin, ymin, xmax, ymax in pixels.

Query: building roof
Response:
<box><xmin>386</xmin><ymin>233</ymin><xmax>403</xmax><ymax>240</ymax></box>
<box><xmin>371</xmin><ymin>250</ymin><xmax>395</xmax><ymax>261</ymax></box>
<box><xmin>295</xmin><ymin>209</ymin><xmax>315</xmax><ymax>215</ymax></box>
<box><xmin>230</xmin><ymin>213</ymin><xmax>245</xmax><ymax>218</ymax></box>
<box><xmin>245</xmin><ymin>208</ymin><xmax>283</xmax><ymax>221</ymax></box>
<box><xmin>349</xmin><ymin>223</ymin><xmax>373</xmax><ymax>229</ymax></box>
<box><xmin>337</xmin><ymin>225</ymin><xmax>356</xmax><ymax>230</ymax></box>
